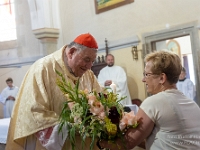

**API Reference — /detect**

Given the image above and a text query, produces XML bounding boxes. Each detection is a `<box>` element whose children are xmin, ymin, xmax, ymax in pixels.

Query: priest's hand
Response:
<box><xmin>36</xmin><ymin>124</ymin><xmax>68</xmax><ymax>150</ymax></box>
<box><xmin>105</xmin><ymin>80</ymin><xmax>112</xmax><ymax>86</ymax></box>
<box><xmin>7</xmin><ymin>96</ymin><xmax>15</xmax><ymax>101</ymax></box>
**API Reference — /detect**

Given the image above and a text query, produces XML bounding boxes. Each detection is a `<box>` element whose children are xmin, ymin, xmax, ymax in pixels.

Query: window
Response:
<box><xmin>0</xmin><ymin>0</ymin><xmax>16</xmax><ymax>42</ymax></box>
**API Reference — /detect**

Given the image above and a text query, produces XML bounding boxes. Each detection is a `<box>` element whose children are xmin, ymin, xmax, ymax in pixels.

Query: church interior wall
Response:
<box><xmin>58</xmin><ymin>0</ymin><xmax>200</xmax><ymax>101</ymax></box>
<box><xmin>59</xmin><ymin>0</ymin><xmax>200</xmax><ymax>46</ymax></box>
<box><xmin>0</xmin><ymin>0</ymin><xmax>200</xmax><ymax>103</ymax></box>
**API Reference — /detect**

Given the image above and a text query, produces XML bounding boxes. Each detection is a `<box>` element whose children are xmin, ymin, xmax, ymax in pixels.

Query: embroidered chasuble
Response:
<box><xmin>6</xmin><ymin>46</ymin><xmax>101</xmax><ymax>150</ymax></box>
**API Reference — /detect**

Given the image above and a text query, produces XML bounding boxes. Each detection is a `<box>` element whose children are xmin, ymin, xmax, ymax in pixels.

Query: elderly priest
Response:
<box><xmin>6</xmin><ymin>33</ymin><xmax>102</xmax><ymax>150</ymax></box>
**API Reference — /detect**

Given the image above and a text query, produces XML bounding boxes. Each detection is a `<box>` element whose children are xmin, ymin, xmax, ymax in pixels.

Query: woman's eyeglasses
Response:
<box><xmin>143</xmin><ymin>72</ymin><xmax>155</xmax><ymax>78</ymax></box>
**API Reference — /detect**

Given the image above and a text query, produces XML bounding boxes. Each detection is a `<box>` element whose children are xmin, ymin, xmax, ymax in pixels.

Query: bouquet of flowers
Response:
<box><xmin>56</xmin><ymin>71</ymin><xmax>138</xmax><ymax>150</ymax></box>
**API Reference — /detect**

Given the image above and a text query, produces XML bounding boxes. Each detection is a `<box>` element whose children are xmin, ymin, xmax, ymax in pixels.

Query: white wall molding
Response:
<box><xmin>33</xmin><ymin>28</ymin><xmax>60</xmax><ymax>55</ymax></box>
<box><xmin>0</xmin><ymin>55</ymin><xmax>43</xmax><ymax>68</ymax></box>
<box><xmin>33</xmin><ymin>28</ymin><xmax>59</xmax><ymax>39</ymax></box>
<box><xmin>98</xmin><ymin>35</ymin><xmax>140</xmax><ymax>53</ymax></box>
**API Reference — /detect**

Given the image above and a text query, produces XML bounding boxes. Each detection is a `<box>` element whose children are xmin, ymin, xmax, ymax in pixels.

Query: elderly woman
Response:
<box><xmin>99</xmin><ymin>50</ymin><xmax>200</xmax><ymax>150</ymax></box>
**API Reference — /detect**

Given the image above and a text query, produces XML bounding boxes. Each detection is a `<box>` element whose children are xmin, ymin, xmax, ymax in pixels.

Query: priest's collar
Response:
<box><xmin>8</xmin><ymin>86</ymin><xmax>14</xmax><ymax>90</ymax></box>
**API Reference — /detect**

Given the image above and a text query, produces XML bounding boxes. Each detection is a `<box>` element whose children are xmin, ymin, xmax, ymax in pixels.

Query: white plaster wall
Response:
<box><xmin>57</xmin><ymin>0</ymin><xmax>200</xmax><ymax>101</ymax></box>
<box><xmin>58</xmin><ymin>0</ymin><xmax>200</xmax><ymax>47</ymax></box>
<box><xmin>0</xmin><ymin>48</ymin><xmax>19</xmax><ymax>65</ymax></box>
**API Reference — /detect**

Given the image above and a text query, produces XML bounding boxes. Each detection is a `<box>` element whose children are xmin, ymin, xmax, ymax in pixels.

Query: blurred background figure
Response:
<box><xmin>176</xmin><ymin>67</ymin><xmax>196</xmax><ymax>101</ymax></box>
<box><xmin>0</xmin><ymin>78</ymin><xmax>19</xmax><ymax>118</ymax></box>
<box><xmin>98</xmin><ymin>54</ymin><xmax>132</xmax><ymax>105</ymax></box>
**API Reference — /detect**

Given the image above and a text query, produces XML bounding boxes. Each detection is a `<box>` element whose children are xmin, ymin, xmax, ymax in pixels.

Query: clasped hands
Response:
<box><xmin>7</xmin><ymin>96</ymin><xmax>15</xmax><ymax>100</ymax></box>
<box><xmin>104</xmin><ymin>80</ymin><xmax>112</xmax><ymax>86</ymax></box>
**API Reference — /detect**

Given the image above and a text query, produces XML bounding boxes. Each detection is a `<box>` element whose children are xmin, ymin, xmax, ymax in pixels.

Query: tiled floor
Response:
<box><xmin>0</xmin><ymin>144</ymin><xmax>5</xmax><ymax>150</ymax></box>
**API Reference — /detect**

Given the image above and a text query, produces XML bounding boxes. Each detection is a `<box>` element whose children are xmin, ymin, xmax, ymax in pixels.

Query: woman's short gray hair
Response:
<box><xmin>144</xmin><ymin>50</ymin><xmax>182</xmax><ymax>84</ymax></box>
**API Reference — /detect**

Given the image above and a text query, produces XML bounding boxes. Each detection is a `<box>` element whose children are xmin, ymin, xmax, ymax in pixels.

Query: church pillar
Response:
<box><xmin>33</xmin><ymin>28</ymin><xmax>59</xmax><ymax>55</ymax></box>
<box><xmin>27</xmin><ymin>0</ymin><xmax>60</xmax><ymax>55</ymax></box>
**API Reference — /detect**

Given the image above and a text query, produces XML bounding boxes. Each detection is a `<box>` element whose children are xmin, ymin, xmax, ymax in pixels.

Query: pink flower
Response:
<box><xmin>128</xmin><ymin>117</ymin><xmax>138</xmax><ymax>126</ymax></box>
<box><xmin>90</xmin><ymin>101</ymin><xmax>104</xmax><ymax>115</ymax></box>
<box><xmin>119</xmin><ymin>122</ymin><xmax>126</xmax><ymax>131</ymax></box>
<box><xmin>88</xmin><ymin>94</ymin><xmax>96</xmax><ymax>105</ymax></box>
<box><xmin>98</xmin><ymin>111</ymin><xmax>106</xmax><ymax>119</ymax></box>
<box><xmin>119</xmin><ymin>111</ymin><xmax>137</xmax><ymax>131</ymax></box>
<box><xmin>89</xmin><ymin>100</ymin><xmax>104</xmax><ymax>117</ymax></box>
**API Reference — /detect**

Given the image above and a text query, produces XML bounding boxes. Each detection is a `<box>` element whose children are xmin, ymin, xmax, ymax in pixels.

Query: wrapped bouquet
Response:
<box><xmin>56</xmin><ymin>71</ymin><xmax>138</xmax><ymax>150</ymax></box>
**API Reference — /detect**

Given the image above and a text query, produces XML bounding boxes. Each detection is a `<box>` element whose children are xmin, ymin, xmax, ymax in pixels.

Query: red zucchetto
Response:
<box><xmin>73</xmin><ymin>33</ymin><xmax>98</xmax><ymax>49</ymax></box>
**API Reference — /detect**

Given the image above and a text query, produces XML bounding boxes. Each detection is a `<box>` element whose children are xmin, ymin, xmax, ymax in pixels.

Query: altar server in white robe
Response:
<box><xmin>176</xmin><ymin>67</ymin><xmax>196</xmax><ymax>101</ymax></box>
<box><xmin>0</xmin><ymin>77</ymin><xmax>19</xmax><ymax>118</ymax></box>
<box><xmin>98</xmin><ymin>54</ymin><xmax>132</xmax><ymax>105</ymax></box>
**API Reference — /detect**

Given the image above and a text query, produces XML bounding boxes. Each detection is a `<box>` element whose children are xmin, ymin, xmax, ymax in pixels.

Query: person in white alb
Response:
<box><xmin>176</xmin><ymin>67</ymin><xmax>196</xmax><ymax>101</ymax></box>
<box><xmin>97</xmin><ymin>54</ymin><xmax>132</xmax><ymax>105</ymax></box>
<box><xmin>0</xmin><ymin>77</ymin><xmax>19</xmax><ymax>118</ymax></box>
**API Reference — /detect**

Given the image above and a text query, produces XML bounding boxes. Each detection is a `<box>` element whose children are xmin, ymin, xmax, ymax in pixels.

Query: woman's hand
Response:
<box><xmin>100</xmin><ymin>108</ymin><xmax>154</xmax><ymax>150</ymax></box>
